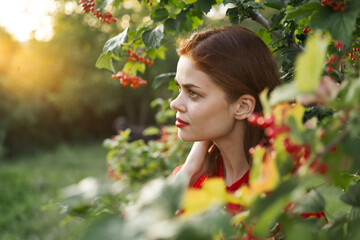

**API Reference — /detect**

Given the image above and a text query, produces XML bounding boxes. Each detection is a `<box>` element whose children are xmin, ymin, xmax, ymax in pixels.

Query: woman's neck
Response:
<box><xmin>213</xmin><ymin>123</ymin><xmax>249</xmax><ymax>187</ymax></box>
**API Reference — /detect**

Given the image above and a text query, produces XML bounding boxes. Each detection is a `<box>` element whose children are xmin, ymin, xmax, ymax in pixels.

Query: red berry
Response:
<box><xmin>248</xmin><ymin>113</ymin><xmax>262</xmax><ymax>126</ymax></box>
<box><xmin>256</xmin><ymin>116</ymin><xmax>265</xmax><ymax>127</ymax></box>
<box><xmin>334</xmin><ymin>40</ymin><xmax>343</xmax><ymax>49</ymax></box>
<box><xmin>303</xmin><ymin>144</ymin><xmax>311</xmax><ymax>159</ymax></box>
<box><xmin>338</xmin><ymin>4</ymin><xmax>345</xmax><ymax>11</ymax></box>
<box><xmin>330</xmin><ymin>145</ymin><xmax>337</xmax><ymax>153</ymax></box>
<box><xmin>303</xmin><ymin>28</ymin><xmax>311</xmax><ymax>34</ymax></box>
<box><xmin>326</xmin><ymin>66</ymin><xmax>334</xmax><ymax>73</ymax></box>
<box><xmin>331</xmin><ymin>2</ymin><xmax>338</xmax><ymax>11</ymax></box>
<box><xmin>330</xmin><ymin>55</ymin><xmax>337</xmax><ymax>63</ymax></box>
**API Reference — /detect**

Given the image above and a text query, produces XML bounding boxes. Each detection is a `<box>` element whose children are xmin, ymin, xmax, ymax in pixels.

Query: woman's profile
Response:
<box><xmin>171</xmin><ymin>26</ymin><xmax>280</xmax><ymax>193</ymax></box>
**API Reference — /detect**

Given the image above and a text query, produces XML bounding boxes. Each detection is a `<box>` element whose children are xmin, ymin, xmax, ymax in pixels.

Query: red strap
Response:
<box><xmin>172</xmin><ymin>164</ymin><xmax>184</xmax><ymax>176</ymax></box>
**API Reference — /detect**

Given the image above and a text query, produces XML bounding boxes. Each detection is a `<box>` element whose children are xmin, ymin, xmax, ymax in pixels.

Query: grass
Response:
<box><xmin>0</xmin><ymin>142</ymin><xmax>109</xmax><ymax>240</ymax></box>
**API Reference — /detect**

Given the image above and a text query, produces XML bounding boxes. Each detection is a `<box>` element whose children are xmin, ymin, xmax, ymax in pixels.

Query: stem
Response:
<box><xmin>249</xmin><ymin>10</ymin><xmax>304</xmax><ymax>52</ymax></box>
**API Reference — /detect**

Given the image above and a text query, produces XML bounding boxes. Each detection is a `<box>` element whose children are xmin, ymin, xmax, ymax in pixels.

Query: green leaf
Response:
<box><xmin>250</xmin><ymin>177</ymin><xmax>298</xmax><ymax>237</ymax></box>
<box><xmin>293</xmin><ymin>189</ymin><xmax>325</xmax><ymax>213</ymax></box>
<box><xmin>146</xmin><ymin>45</ymin><xmax>166</xmax><ymax>60</ymax></box>
<box><xmin>122</xmin><ymin>61</ymin><xmax>145</xmax><ymax>76</ymax></box>
<box><xmin>150</xmin><ymin>8</ymin><xmax>169</xmax><ymax>22</ymax></box>
<box><xmin>95</xmin><ymin>0</ymin><xmax>112</xmax><ymax>10</ymax></box>
<box><xmin>113</xmin><ymin>0</ymin><xmax>121</xmax><ymax>8</ymax></box>
<box><xmin>285</xmin><ymin>0</ymin><xmax>320</xmax><ymax>19</ymax></box>
<box><xmin>226</xmin><ymin>7</ymin><xmax>240</xmax><ymax>24</ymax></box>
<box><xmin>142</xmin><ymin>126</ymin><xmax>161</xmax><ymax>136</ymax></box>
<box><xmin>243</xmin><ymin>1</ymin><xmax>261</xmax><ymax>8</ymax></box>
<box><xmin>152</xmin><ymin>72</ymin><xmax>176</xmax><ymax>89</ymax></box>
<box><xmin>348</xmin><ymin>207</ymin><xmax>360</xmax><ymax>221</ymax></box>
<box><xmin>310</xmin><ymin>0</ymin><xmax>360</xmax><ymax>46</ymax></box>
<box><xmin>344</xmin><ymin>77</ymin><xmax>360</xmax><ymax>107</ymax></box>
<box><xmin>264</xmin><ymin>0</ymin><xmax>286</xmax><ymax>10</ymax></box>
<box><xmin>195</xmin><ymin>0</ymin><xmax>216</xmax><ymax>14</ymax></box>
<box><xmin>103</xmin><ymin>28</ymin><xmax>129</xmax><ymax>57</ymax></box>
<box><xmin>279</xmin><ymin>214</ymin><xmax>318</xmax><ymax>240</ymax></box>
<box><xmin>164</xmin><ymin>18</ymin><xmax>178</xmax><ymax>31</ymax></box>
<box><xmin>81</xmin><ymin>213</ymin><xmax>125</xmax><ymax>240</ymax></box>
<box><xmin>269</xmin><ymin>81</ymin><xmax>297</xmax><ymax>106</ymax></box>
<box><xmin>294</xmin><ymin>33</ymin><xmax>328</xmax><ymax>93</ymax></box>
<box><xmin>169</xmin><ymin>0</ymin><xmax>187</xmax><ymax>8</ymax></box>
<box><xmin>179</xmin><ymin>206</ymin><xmax>235</xmax><ymax>239</ymax></box>
<box><xmin>189</xmin><ymin>14</ymin><xmax>203</xmax><ymax>29</ymax></box>
<box><xmin>142</xmin><ymin>25</ymin><xmax>164</xmax><ymax>49</ymax></box>
<box><xmin>95</xmin><ymin>52</ymin><xmax>115</xmax><ymax>72</ymax></box>
<box><xmin>341</xmin><ymin>182</ymin><xmax>360</xmax><ymax>207</ymax></box>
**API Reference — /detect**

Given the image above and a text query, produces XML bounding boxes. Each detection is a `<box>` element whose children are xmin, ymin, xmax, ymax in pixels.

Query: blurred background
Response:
<box><xmin>0</xmin><ymin>0</ymin><xmax>261</xmax><ymax>239</ymax></box>
<box><xmin>0</xmin><ymin>0</ymin><xmax>180</xmax><ymax>158</ymax></box>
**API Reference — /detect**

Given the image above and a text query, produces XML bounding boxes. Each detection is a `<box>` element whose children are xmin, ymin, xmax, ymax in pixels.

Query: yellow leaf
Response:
<box><xmin>230</xmin><ymin>185</ymin><xmax>257</xmax><ymax>206</ymax></box>
<box><xmin>249</xmin><ymin>145</ymin><xmax>266</xmax><ymax>186</ymax></box>
<box><xmin>230</xmin><ymin>147</ymin><xmax>280</xmax><ymax>207</ymax></box>
<box><xmin>272</xmin><ymin>102</ymin><xmax>304</xmax><ymax>130</ymax></box>
<box><xmin>181</xmin><ymin>178</ymin><xmax>227</xmax><ymax>218</ymax></box>
<box><xmin>294</xmin><ymin>33</ymin><xmax>329</xmax><ymax>93</ymax></box>
<box><xmin>251</xmin><ymin>150</ymin><xmax>279</xmax><ymax>193</ymax></box>
<box><xmin>286</xmin><ymin>103</ymin><xmax>305</xmax><ymax>130</ymax></box>
<box><xmin>202</xmin><ymin>177</ymin><xmax>227</xmax><ymax>199</ymax></box>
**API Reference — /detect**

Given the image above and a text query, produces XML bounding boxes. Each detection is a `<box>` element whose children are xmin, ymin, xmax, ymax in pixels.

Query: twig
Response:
<box><xmin>250</xmin><ymin>10</ymin><xmax>304</xmax><ymax>52</ymax></box>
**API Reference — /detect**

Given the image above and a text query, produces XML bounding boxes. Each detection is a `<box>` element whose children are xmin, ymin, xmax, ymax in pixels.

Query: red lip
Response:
<box><xmin>176</xmin><ymin>118</ymin><xmax>189</xmax><ymax>128</ymax></box>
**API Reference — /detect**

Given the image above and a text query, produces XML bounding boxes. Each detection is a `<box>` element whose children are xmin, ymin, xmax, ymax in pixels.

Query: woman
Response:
<box><xmin>171</xmin><ymin>26</ymin><xmax>280</xmax><ymax>191</ymax></box>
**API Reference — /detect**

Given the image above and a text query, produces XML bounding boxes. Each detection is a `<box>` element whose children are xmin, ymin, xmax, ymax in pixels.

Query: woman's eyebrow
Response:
<box><xmin>174</xmin><ymin>79</ymin><xmax>200</xmax><ymax>89</ymax></box>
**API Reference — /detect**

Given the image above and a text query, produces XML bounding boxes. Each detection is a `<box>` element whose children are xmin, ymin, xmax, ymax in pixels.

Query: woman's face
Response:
<box><xmin>170</xmin><ymin>56</ymin><xmax>238</xmax><ymax>142</ymax></box>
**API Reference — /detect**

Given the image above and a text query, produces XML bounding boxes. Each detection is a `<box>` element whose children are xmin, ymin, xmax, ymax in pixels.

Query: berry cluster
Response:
<box><xmin>80</xmin><ymin>0</ymin><xmax>117</xmax><ymax>24</ymax></box>
<box><xmin>112</xmin><ymin>71</ymin><xmax>147</xmax><ymax>88</ymax></box>
<box><xmin>248</xmin><ymin>111</ymin><xmax>328</xmax><ymax>175</ymax></box>
<box><xmin>326</xmin><ymin>54</ymin><xmax>338</xmax><ymax>73</ymax></box>
<box><xmin>126</xmin><ymin>49</ymin><xmax>154</xmax><ymax>66</ymax></box>
<box><xmin>283</xmin><ymin>137</ymin><xmax>311</xmax><ymax>172</ymax></box>
<box><xmin>248</xmin><ymin>113</ymin><xmax>290</xmax><ymax>140</ymax></box>
<box><xmin>346</xmin><ymin>47</ymin><xmax>360</xmax><ymax>65</ymax></box>
<box><xmin>321</xmin><ymin>0</ymin><xmax>346</xmax><ymax>11</ymax></box>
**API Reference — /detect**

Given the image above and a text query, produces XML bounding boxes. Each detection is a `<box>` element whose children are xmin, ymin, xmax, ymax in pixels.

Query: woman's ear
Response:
<box><xmin>234</xmin><ymin>94</ymin><xmax>256</xmax><ymax>120</ymax></box>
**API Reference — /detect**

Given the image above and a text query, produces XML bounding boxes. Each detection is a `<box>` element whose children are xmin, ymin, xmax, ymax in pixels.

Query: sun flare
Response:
<box><xmin>0</xmin><ymin>0</ymin><xmax>57</xmax><ymax>42</ymax></box>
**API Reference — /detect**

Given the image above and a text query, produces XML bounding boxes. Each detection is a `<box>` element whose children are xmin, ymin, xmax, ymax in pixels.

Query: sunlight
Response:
<box><xmin>0</xmin><ymin>0</ymin><xmax>57</xmax><ymax>42</ymax></box>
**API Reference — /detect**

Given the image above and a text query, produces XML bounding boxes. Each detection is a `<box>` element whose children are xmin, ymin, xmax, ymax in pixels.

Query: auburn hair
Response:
<box><xmin>177</xmin><ymin>26</ymin><xmax>280</xmax><ymax>177</ymax></box>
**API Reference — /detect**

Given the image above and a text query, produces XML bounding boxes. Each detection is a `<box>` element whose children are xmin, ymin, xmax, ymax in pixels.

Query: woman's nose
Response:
<box><xmin>170</xmin><ymin>94</ymin><xmax>186</xmax><ymax>112</ymax></box>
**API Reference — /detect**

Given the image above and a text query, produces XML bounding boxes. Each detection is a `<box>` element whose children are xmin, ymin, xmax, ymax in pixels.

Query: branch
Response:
<box><xmin>250</xmin><ymin>10</ymin><xmax>304</xmax><ymax>52</ymax></box>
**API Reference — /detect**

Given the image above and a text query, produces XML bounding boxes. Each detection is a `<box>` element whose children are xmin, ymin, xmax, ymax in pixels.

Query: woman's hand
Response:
<box><xmin>176</xmin><ymin>140</ymin><xmax>212</xmax><ymax>186</ymax></box>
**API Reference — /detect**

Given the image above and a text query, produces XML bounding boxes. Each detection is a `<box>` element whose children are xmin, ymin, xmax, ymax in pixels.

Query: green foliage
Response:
<box><xmin>103</xmin><ymin>127</ymin><xmax>192</xmax><ymax>185</ymax></box>
<box><xmin>142</xmin><ymin>24</ymin><xmax>165</xmax><ymax>48</ymax></box>
<box><xmin>310</xmin><ymin>0</ymin><xmax>360</xmax><ymax>46</ymax></box>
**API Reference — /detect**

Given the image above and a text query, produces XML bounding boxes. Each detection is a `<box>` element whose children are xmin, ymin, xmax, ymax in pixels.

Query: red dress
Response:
<box><xmin>173</xmin><ymin>159</ymin><xmax>249</xmax><ymax>215</ymax></box>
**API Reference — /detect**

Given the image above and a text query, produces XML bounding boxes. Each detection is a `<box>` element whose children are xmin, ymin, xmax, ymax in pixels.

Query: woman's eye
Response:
<box><xmin>189</xmin><ymin>90</ymin><xmax>199</xmax><ymax>98</ymax></box>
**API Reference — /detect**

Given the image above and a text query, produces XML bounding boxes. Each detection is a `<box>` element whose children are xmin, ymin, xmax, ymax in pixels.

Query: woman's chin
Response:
<box><xmin>177</xmin><ymin>132</ymin><xmax>197</xmax><ymax>142</ymax></box>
